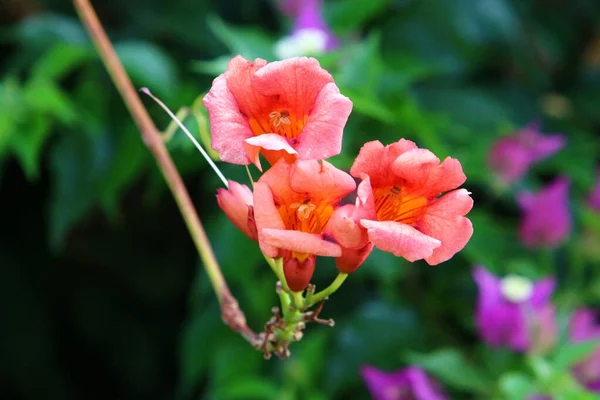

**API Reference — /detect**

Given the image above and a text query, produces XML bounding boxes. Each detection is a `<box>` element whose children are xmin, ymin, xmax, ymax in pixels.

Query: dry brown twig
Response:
<box><xmin>72</xmin><ymin>0</ymin><xmax>261</xmax><ymax>347</ymax></box>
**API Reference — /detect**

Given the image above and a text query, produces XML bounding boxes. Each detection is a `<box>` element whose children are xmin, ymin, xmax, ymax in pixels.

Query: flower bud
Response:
<box><xmin>283</xmin><ymin>255</ymin><xmax>316</xmax><ymax>292</ymax></box>
<box><xmin>216</xmin><ymin>180</ymin><xmax>258</xmax><ymax>241</ymax></box>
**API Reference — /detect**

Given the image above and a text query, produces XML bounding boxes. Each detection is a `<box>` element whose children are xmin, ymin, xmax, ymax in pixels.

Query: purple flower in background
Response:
<box><xmin>472</xmin><ymin>266</ymin><xmax>557</xmax><ymax>352</ymax></box>
<box><xmin>361</xmin><ymin>365</ymin><xmax>447</xmax><ymax>400</ymax></box>
<box><xmin>569</xmin><ymin>309</ymin><xmax>600</xmax><ymax>392</ymax></box>
<box><xmin>518</xmin><ymin>177</ymin><xmax>571</xmax><ymax>249</ymax></box>
<box><xmin>587</xmin><ymin>173</ymin><xmax>600</xmax><ymax>212</ymax></box>
<box><xmin>275</xmin><ymin>0</ymin><xmax>338</xmax><ymax>59</ymax></box>
<box><xmin>488</xmin><ymin>122</ymin><xmax>565</xmax><ymax>185</ymax></box>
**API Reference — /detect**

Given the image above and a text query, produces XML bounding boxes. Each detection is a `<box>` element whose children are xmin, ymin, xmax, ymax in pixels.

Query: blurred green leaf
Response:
<box><xmin>285</xmin><ymin>330</ymin><xmax>330</xmax><ymax>391</ymax></box>
<box><xmin>10</xmin><ymin>115</ymin><xmax>51</xmax><ymax>180</ymax></box>
<box><xmin>207</xmin><ymin>16</ymin><xmax>276</xmax><ymax>60</ymax></box>
<box><xmin>216</xmin><ymin>376</ymin><xmax>279</xmax><ymax>399</ymax></box>
<box><xmin>178</xmin><ymin>306</ymin><xmax>221</xmax><ymax>398</ymax></box>
<box><xmin>406</xmin><ymin>348</ymin><xmax>491</xmax><ymax>393</ymax></box>
<box><xmin>15</xmin><ymin>13</ymin><xmax>88</xmax><ymax>46</ymax></box>
<box><xmin>23</xmin><ymin>78</ymin><xmax>77</xmax><ymax>125</ymax></box>
<box><xmin>415</xmin><ymin>86</ymin><xmax>513</xmax><ymax>131</ymax></box>
<box><xmin>546</xmin><ymin>130</ymin><xmax>599</xmax><ymax>188</ymax></box>
<box><xmin>552</xmin><ymin>340</ymin><xmax>599</xmax><ymax>372</ymax></box>
<box><xmin>209</xmin><ymin>213</ymin><xmax>264</xmax><ymax>285</ymax></box>
<box><xmin>462</xmin><ymin>210</ymin><xmax>524</xmax><ymax>268</ymax></box>
<box><xmin>98</xmin><ymin>126</ymin><xmax>148</xmax><ymax>218</ymax></box>
<box><xmin>0</xmin><ymin>76</ymin><xmax>77</xmax><ymax>180</ymax></box>
<box><xmin>449</xmin><ymin>0</ymin><xmax>519</xmax><ymax>45</ymax></box>
<box><xmin>325</xmin><ymin>302</ymin><xmax>423</xmax><ymax>394</ymax></box>
<box><xmin>0</xmin><ymin>78</ymin><xmax>23</xmax><ymax>154</ymax></box>
<box><xmin>326</xmin><ymin>0</ymin><xmax>390</xmax><ymax>33</ymax></box>
<box><xmin>342</xmin><ymin>89</ymin><xmax>395</xmax><ymax>124</ymax></box>
<box><xmin>581</xmin><ymin>207</ymin><xmax>600</xmax><ymax>234</ymax></box>
<box><xmin>211</xmin><ymin>339</ymin><xmax>264</xmax><ymax>397</ymax></box>
<box><xmin>191</xmin><ymin>56</ymin><xmax>231</xmax><ymax>76</ymax></box>
<box><xmin>31</xmin><ymin>43</ymin><xmax>93</xmax><ymax>80</ymax></box>
<box><xmin>356</xmin><ymin>248</ymin><xmax>408</xmax><ymax>283</ymax></box>
<box><xmin>499</xmin><ymin>372</ymin><xmax>534</xmax><ymax>400</ymax></box>
<box><xmin>48</xmin><ymin>132</ymin><xmax>109</xmax><ymax>249</ymax></box>
<box><xmin>335</xmin><ymin>33</ymin><xmax>384</xmax><ymax>99</ymax></box>
<box><xmin>115</xmin><ymin>41</ymin><xmax>180</xmax><ymax>99</ymax></box>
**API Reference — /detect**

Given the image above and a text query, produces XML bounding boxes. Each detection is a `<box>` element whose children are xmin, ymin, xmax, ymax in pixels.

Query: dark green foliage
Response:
<box><xmin>2</xmin><ymin>0</ymin><xmax>600</xmax><ymax>399</ymax></box>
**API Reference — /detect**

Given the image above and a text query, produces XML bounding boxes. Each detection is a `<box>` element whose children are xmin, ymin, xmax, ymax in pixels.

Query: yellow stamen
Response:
<box><xmin>373</xmin><ymin>185</ymin><xmax>428</xmax><ymax>225</ymax></box>
<box><xmin>269</xmin><ymin>110</ymin><xmax>292</xmax><ymax>130</ymax></box>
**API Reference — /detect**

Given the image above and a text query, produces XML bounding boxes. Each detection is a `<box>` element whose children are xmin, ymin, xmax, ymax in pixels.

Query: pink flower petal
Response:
<box><xmin>243</xmin><ymin>134</ymin><xmax>298</xmax><ymax>171</ymax></box>
<box><xmin>350</xmin><ymin>139</ymin><xmax>418</xmax><ymax>187</ymax></box>
<box><xmin>392</xmin><ymin>149</ymin><xmax>466</xmax><ymax>197</ymax></box>
<box><xmin>326</xmin><ymin>177</ymin><xmax>375</xmax><ymax>249</ymax></box>
<box><xmin>223</xmin><ymin>56</ymin><xmax>269</xmax><ymax>121</ymax></box>
<box><xmin>360</xmin><ymin>219</ymin><xmax>441</xmax><ymax>262</ymax></box>
<box><xmin>252</xmin><ymin>57</ymin><xmax>333</xmax><ymax>118</ymax></box>
<box><xmin>260</xmin><ymin>228</ymin><xmax>342</xmax><ymax>257</ymax></box>
<box><xmin>205</xmin><ymin>56</ymin><xmax>350</xmax><ymax>167</ymax></box>
<box><xmin>216</xmin><ymin>180</ymin><xmax>257</xmax><ymax>240</ymax></box>
<box><xmin>290</xmin><ymin>160</ymin><xmax>356</xmax><ymax>201</ymax></box>
<box><xmin>253</xmin><ymin>182</ymin><xmax>286</xmax><ymax>258</ymax></box>
<box><xmin>202</xmin><ymin>74</ymin><xmax>253</xmax><ymax>165</ymax></box>
<box><xmin>336</xmin><ymin>243</ymin><xmax>374</xmax><ymax>274</ymax></box>
<box><xmin>258</xmin><ymin>159</ymin><xmax>300</xmax><ymax>205</ymax></box>
<box><xmin>326</xmin><ymin>204</ymin><xmax>366</xmax><ymax>248</ymax></box>
<box><xmin>416</xmin><ymin>189</ymin><xmax>474</xmax><ymax>265</ymax></box>
<box><xmin>294</xmin><ymin>82</ymin><xmax>352</xmax><ymax>160</ymax></box>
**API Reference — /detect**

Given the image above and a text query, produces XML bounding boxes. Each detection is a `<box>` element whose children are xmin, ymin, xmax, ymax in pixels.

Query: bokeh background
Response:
<box><xmin>2</xmin><ymin>0</ymin><xmax>600</xmax><ymax>399</ymax></box>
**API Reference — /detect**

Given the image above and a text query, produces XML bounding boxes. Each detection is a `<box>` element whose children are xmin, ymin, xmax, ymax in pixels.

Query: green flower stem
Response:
<box><xmin>277</xmin><ymin>284</ymin><xmax>292</xmax><ymax>318</ymax></box>
<box><xmin>245</xmin><ymin>165</ymin><xmax>255</xmax><ymax>186</ymax></box>
<box><xmin>274</xmin><ymin>307</ymin><xmax>303</xmax><ymax>343</ymax></box>
<box><xmin>264</xmin><ymin>256</ymin><xmax>294</xmax><ymax>294</ymax></box>
<box><xmin>291</xmin><ymin>291</ymin><xmax>304</xmax><ymax>310</ymax></box>
<box><xmin>306</xmin><ymin>273</ymin><xmax>348</xmax><ymax>308</ymax></box>
<box><xmin>304</xmin><ymin>284</ymin><xmax>316</xmax><ymax>308</ymax></box>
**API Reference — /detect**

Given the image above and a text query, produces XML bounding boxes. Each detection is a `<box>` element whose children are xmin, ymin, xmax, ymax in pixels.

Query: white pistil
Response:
<box><xmin>500</xmin><ymin>274</ymin><xmax>534</xmax><ymax>303</ymax></box>
<box><xmin>140</xmin><ymin>88</ymin><xmax>229</xmax><ymax>188</ymax></box>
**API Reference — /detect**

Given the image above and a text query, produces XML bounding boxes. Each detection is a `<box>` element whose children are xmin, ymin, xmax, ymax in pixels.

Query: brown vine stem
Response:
<box><xmin>73</xmin><ymin>0</ymin><xmax>259</xmax><ymax>345</ymax></box>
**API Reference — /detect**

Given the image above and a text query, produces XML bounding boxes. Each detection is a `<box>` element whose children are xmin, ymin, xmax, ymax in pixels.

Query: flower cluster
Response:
<box><xmin>205</xmin><ymin>56</ymin><xmax>473</xmax><ymax>292</ymax></box>
<box><xmin>473</xmin><ymin>265</ymin><xmax>600</xmax><ymax>393</ymax></box>
<box><xmin>473</xmin><ymin>266</ymin><xmax>557</xmax><ymax>353</ymax></box>
<box><xmin>488</xmin><ymin>122</ymin><xmax>572</xmax><ymax>249</ymax></box>
<box><xmin>360</xmin><ymin>266</ymin><xmax>600</xmax><ymax>398</ymax></box>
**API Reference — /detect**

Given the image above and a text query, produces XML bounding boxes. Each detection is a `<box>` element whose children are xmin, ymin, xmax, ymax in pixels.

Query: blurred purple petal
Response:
<box><xmin>361</xmin><ymin>365</ymin><xmax>447</xmax><ymax>400</ymax></box>
<box><xmin>531</xmin><ymin>278</ymin><xmax>556</xmax><ymax>307</ymax></box>
<box><xmin>488</xmin><ymin>122</ymin><xmax>566</xmax><ymax>185</ymax></box>
<box><xmin>473</xmin><ymin>267</ymin><xmax>529</xmax><ymax>350</ymax></box>
<box><xmin>275</xmin><ymin>0</ymin><xmax>338</xmax><ymax>59</ymax></box>
<box><xmin>518</xmin><ymin>177</ymin><xmax>571</xmax><ymax>249</ymax></box>
<box><xmin>488</xmin><ymin>137</ymin><xmax>532</xmax><ymax>184</ymax></box>
<box><xmin>569</xmin><ymin>309</ymin><xmax>600</xmax><ymax>391</ymax></box>
<box><xmin>472</xmin><ymin>266</ymin><xmax>556</xmax><ymax>352</ymax></box>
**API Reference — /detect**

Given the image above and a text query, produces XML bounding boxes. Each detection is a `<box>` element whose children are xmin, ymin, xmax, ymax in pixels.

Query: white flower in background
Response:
<box><xmin>275</xmin><ymin>0</ymin><xmax>338</xmax><ymax>60</ymax></box>
<box><xmin>275</xmin><ymin>28</ymin><xmax>329</xmax><ymax>59</ymax></box>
